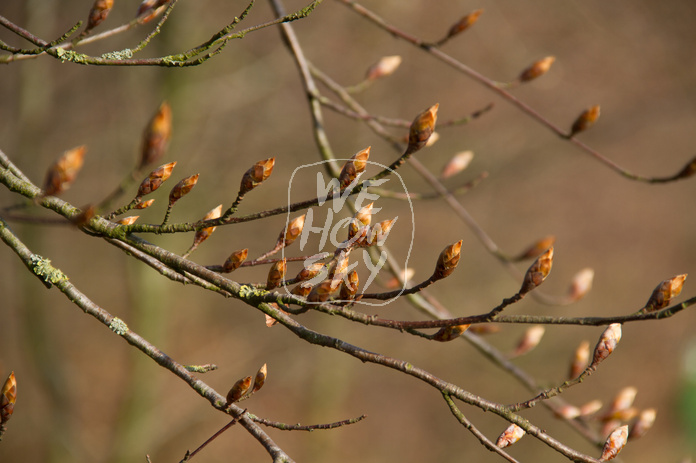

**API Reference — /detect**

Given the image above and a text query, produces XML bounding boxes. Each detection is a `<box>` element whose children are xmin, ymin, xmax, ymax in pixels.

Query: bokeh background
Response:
<box><xmin>1</xmin><ymin>1</ymin><xmax>696</xmax><ymax>462</ymax></box>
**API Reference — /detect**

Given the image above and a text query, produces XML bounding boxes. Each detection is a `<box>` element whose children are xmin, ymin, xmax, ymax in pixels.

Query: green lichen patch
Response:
<box><xmin>31</xmin><ymin>255</ymin><xmax>68</xmax><ymax>287</ymax></box>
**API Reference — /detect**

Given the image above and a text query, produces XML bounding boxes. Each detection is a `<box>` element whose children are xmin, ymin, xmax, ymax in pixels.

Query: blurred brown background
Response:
<box><xmin>1</xmin><ymin>0</ymin><xmax>696</xmax><ymax>462</ymax></box>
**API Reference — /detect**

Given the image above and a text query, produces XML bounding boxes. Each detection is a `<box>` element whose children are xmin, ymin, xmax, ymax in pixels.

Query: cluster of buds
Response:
<box><xmin>496</xmin><ymin>423</ymin><xmax>525</xmax><ymax>448</ymax></box>
<box><xmin>137</xmin><ymin>162</ymin><xmax>176</xmax><ymax>198</ymax></box>
<box><xmin>518</xmin><ymin>56</ymin><xmax>556</xmax><ymax>83</ymax></box>
<box><xmin>599</xmin><ymin>425</ymin><xmax>628</xmax><ymax>461</ymax></box>
<box><xmin>42</xmin><ymin>146</ymin><xmax>87</xmax><ymax>196</ymax></box>
<box><xmin>168</xmin><ymin>173</ymin><xmax>199</xmax><ymax>208</ymax></box>
<box><xmin>432</xmin><ymin>324</ymin><xmax>470</xmax><ymax>342</ymax></box>
<box><xmin>569</xmin><ymin>105</ymin><xmax>600</xmax><ymax>138</ymax></box>
<box><xmin>339</xmin><ymin>147</ymin><xmax>370</xmax><ymax>188</ymax></box>
<box><xmin>365</xmin><ymin>56</ymin><xmax>402</xmax><ymax>81</ymax></box>
<box><xmin>591</xmin><ymin>323</ymin><xmax>622</xmax><ymax>367</ymax></box>
<box><xmin>85</xmin><ymin>0</ymin><xmax>114</xmax><ymax>32</ymax></box>
<box><xmin>223</xmin><ymin>249</ymin><xmax>248</xmax><ymax>273</ymax></box>
<box><xmin>239</xmin><ymin>158</ymin><xmax>275</xmax><ymax>195</ymax></box>
<box><xmin>1</xmin><ymin>372</ymin><xmax>16</xmax><ymax>426</ymax></box>
<box><xmin>519</xmin><ymin>247</ymin><xmax>553</xmax><ymax>294</ymax></box>
<box><xmin>406</xmin><ymin>104</ymin><xmax>439</xmax><ymax>154</ymax></box>
<box><xmin>643</xmin><ymin>274</ymin><xmax>687</xmax><ymax>312</ymax></box>
<box><xmin>433</xmin><ymin>240</ymin><xmax>463</xmax><ymax>281</ymax></box>
<box><xmin>276</xmin><ymin>215</ymin><xmax>306</xmax><ymax>248</ymax></box>
<box><xmin>348</xmin><ymin>203</ymin><xmax>373</xmax><ymax>242</ymax></box>
<box><xmin>139</xmin><ymin>102</ymin><xmax>172</xmax><ymax>169</ymax></box>
<box><xmin>225</xmin><ymin>364</ymin><xmax>267</xmax><ymax>405</ymax></box>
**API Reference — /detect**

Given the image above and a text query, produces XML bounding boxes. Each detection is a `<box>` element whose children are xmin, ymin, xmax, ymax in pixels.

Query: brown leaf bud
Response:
<box><xmin>599</xmin><ymin>425</ymin><xmax>628</xmax><ymax>461</ymax></box>
<box><xmin>134</xmin><ymin>199</ymin><xmax>155</xmax><ymax>210</ymax></box>
<box><xmin>307</xmin><ymin>280</ymin><xmax>339</xmax><ymax>304</ymax></box>
<box><xmin>367</xmin><ymin>219</ymin><xmax>396</xmax><ymax>246</ymax></box>
<box><xmin>556</xmin><ymin>404</ymin><xmax>581</xmax><ymax>420</ymax></box>
<box><xmin>407</xmin><ymin>104</ymin><xmax>439</xmax><ymax>154</ymax></box>
<box><xmin>644</xmin><ymin>274</ymin><xmax>687</xmax><ymax>312</ymax></box>
<box><xmin>137</xmin><ymin>0</ymin><xmax>168</xmax><ymax>23</ymax></box>
<box><xmin>192</xmin><ymin>204</ymin><xmax>222</xmax><ymax>247</ymax></box>
<box><xmin>433</xmin><ymin>240</ymin><xmax>463</xmax><ymax>280</ymax></box>
<box><xmin>569</xmin><ymin>105</ymin><xmax>601</xmax><ymax>137</ymax></box>
<box><xmin>223</xmin><ymin>249</ymin><xmax>248</xmax><ymax>273</ymax></box>
<box><xmin>240</xmin><ymin>158</ymin><xmax>275</xmax><ymax>195</ymax></box>
<box><xmin>445</xmin><ymin>9</ymin><xmax>483</xmax><ymax>39</ymax></box>
<box><xmin>579</xmin><ymin>399</ymin><xmax>603</xmax><ymax>417</ymax></box>
<box><xmin>137</xmin><ymin>162</ymin><xmax>177</xmax><ymax>197</ymax></box>
<box><xmin>168</xmin><ymin>174</ymin><xmax>199</xmax><ymax>207</ymax></box>
<box><xmin>266</xmin><ymin>258</ymin><xmax>287</xmax><ymax>290</ymax></box>
<box><xmin>519</xmin><ymin>56</ymin><xmax>556</xmax><ymax>83</ymax></box>
<box><xmin>496</xmin><ymin>423</ymin><xmax>525</xmax><ymax>448</ymax></box>
<box><xmin>468</xmin><ymin>324</ymin><xmax>500</xmax><ymax>335</ymax></box>
<box><xmin>291</xmin><ymin>283</ymin><xmax>312</xmax><ymax>298</ymax></box>
<box><xmin>512</xmin><ymin>325</ymin><xmax>545</xmax><ymax>357</ymax></box>
<box><xmin>252</xmin><ymin>364</ymin><xmax>268</xmax><ymax>393</ymax></box>
<box><xmin>592</xmin><ymin>323</ymin><xmax>622</xmax><ymax>366</ymax></box>
<box><xmin>277</xmin><ymin>214</ymin><xmax>306</xmax><ymax>247</ymax></box>
<box><xmin>329</xmin><ymin>251</ymin><xmax>350</xmax><ymax>282</ymax></box>
<box><xmin>568</xmin><ymin>268</ymin><xmax>594</xmax><ymax>301</ymax></box>
<box><xmin>366</xmin><ymin>56</ymin><xmax>402</xmax><ymax>80</ymax></box>
<box><xmin>516</xmin><ymin>235</ymin><xmax>556</xmax><ymax>261</ymax></box>
<box><xmin>569</xmin><ymin>340</ymin><xmax>590</xmax><ymax>379</ymax></box>
<box><xmin>339</xmin><ymin>270</ymin><xmax>360</xmax><ymax>300</ymax></box>
<box><xmin>43</xmin><ymin>145</ymin><xmax>87</xmax><ymax>196</ymax></box>
<box><xmin>520</xmin><ymin>246</ymin><xmax>553</xmax><ymax>294</ymax></box>
<box><xmin>1</xmin><ymin>371</ymin><xmax>17</xmax><ymax>423</ymax></box>
<box><xmin>675</xmin><ymin>155</ymin><xmax>696</xmax><ymax>180</ymax></box>
<box><xmin>140</xmin><ymin>102</ymin><xmax>172</xmax><ymax>169</ymax></box>
<box><xmin>349</xmin><ymin>202</ymin><xmax>374</xmax><ymax>241</ymax></box>
<box><xmin>86</xmin><ymin>0</ymin><xmax>114</xmax><ymax>31</ymax></box>
<box><xmin>440</xmin><ymin>150</ymin><xmax>474</xmax><ymax>179</ymax></box>
<box><xmin>629</xmin><ymin>408</ymin><xmax>656</xmax><ymax>440</ymax></box>
<box><xmin>339</xmin><ymin>147</ymin><xmax>371</xmax><ymax>188</ymax></box>
<box><xmin>604</xmin><ymin>387</ymin><xmax>637</xmax><ymax>421</ymax></box>
<box><xmin>432</xmin><ymin>324</ymin><xmax>470</xmax><ymax>342</ymax></box>
<box><xmin>116</xmin><ymin>216</ymin><xmax>139</xmax><ymax>225</ymax></box>
<box><xmin>226</xmin><ymin>376</ymin><xmax>252</xmax><ymax>404</ymax></box>
<box><xmin>296</xmin><ymin>262</ymin><xmax>326</xmax><ymax>282</ymax></box>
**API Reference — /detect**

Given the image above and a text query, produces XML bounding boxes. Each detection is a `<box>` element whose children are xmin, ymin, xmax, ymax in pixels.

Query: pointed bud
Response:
<box><xmin>433</xmin><ymin>240</ymin><xmax>462</xmax><ymax>280</ymax></box>
<box><xmin>240</xmin><ymin>158</ymin><xmax>275</xmax><ymax>195</ymax></box>
<box><xmin>367</xmin><ymin>219</ymin><xmax>396</xmax><ymax>246</ymax></box>
<box><xmin>277</xmin><ymin>214</ymin><xmax>306</xmax><ymax>247</ymax></box>
<box><xmin>629</xmin><ymin>408</ymin><xmax>656</xmax><ymax>440</ymax></box>
<box><xmin>644</xmin><ymin>274</ymin><xmax>687</xmax><ymax>312</ymax></box>
<box><xmin>307</xmin><ymin>280</ymin><xmax>338</xmax><ymax>303</ymax></box>
<box><xmin>134</xmin><ymin>198</ymin><xmax>156</xmax><ymax>210</ymax></box>
<box><xmin>252</xmin><ymin>364</ymin><xmax>268</xmax><ymax>393</ymax></box>
<box><xmin>366</xmin><ymin>56</ymin><xmax>402</xmax><ymax>80</ymax></box>
<box><xmin>140</xmin><ymin>102</ymin><xmax>172</xmax><ymax>169</ymax></box>
<box><xmin>519</xmin><ymin>56</ymin><xmax>556</xmax><ymax>83</ymax></box>
<box><xmin>266</xmin><ymin>259</ymin><xmax>287</xmax><ymax>290</ymax></box>
<box><xmin>291</xmin><ymin>283</ymin><xmax>312</xmax><ymax>298</ymax></box>
<box><xmin>192</xmin><ymin>204</ymin><xmax>222</xmax><ymax>247</ymax></box>
<box><xmin>340</xmin><ymin>270</ymin><xmax>360</xmax><ymax>301</ymax></box>
<box><xmin>349</xmin><ymin>202</ymin><xmax>374</xmax><ymax>241</ymax></box>
<box><xmin>226</xmin><ymin>376</ymin><xmax>253</xmax><ymax>404</ymax></box>
<box><xmin>445</xmin><ymin>10</ymin><xmax>483</xmax><ymax>40</ymax></box>
<box><xmin>137</xmin><ymin>162</ymin><xmax>177</xmax><ymax>197</ymax></box>
<box><xmin>223</xmin><ymin>249</ymin><xmax>248</xmax><ymax>272</ymax></box>
<box><xmin>116</xmin><ymin>216</ymin><xmax>139</xmax><ymax>225</ymax></box>
<box><xmin>569</xmin><ymin>340</ymin><xmax>590</xmax><ymax>379</ymax></box>
<box><xmin>329</xmin><ymin>252</ymin><xmax>350</xmax><ymax>282</ymax></box>
<box><xmin>86</xmin><ymin>0</ymin><xmax>114</xmax><ymax>31</ymax></box>
<box><xmin>675</xmin><ymin>155</ymin><xmax>696</xmax><ymax>180</ymax></box>
<box><xmin>1</xmin><ymin>371</ymin><xmax>17</xmax><ymax>424</ymax></box>
<box><xmin>520</xmin><ymin>247</ymin><xmax>553</xmax><ymax>294</ymax></box>
<box><xmin>599</xmin><ymin>425</ymin><xmax>628</xmax><ymax>461</ymax></box>
<box><xmin>604</xmin><ymin>387</ymin><xmax>637</xmax><ymax>421</ymax></box>
<box><xmin>569</xmin><ymin>105</ymin><xmax>601</xmax><ymax>137</ymax></box>
<box><xmin>265</xmin><ymin>303</ymin><xmax>287</xmax><ymax>327</ymax></box>
<box><xmin>168</xmin><ymin>174</ymin><xmax>199</xmax><ymax>207</ymax></box>
<box><xmin>407</xmin><ymin>104</ymin><xmax>439</xmax><ymax>154</ymax></box>
<box><xmin>496</xmin><ymin>423</ymin><xmax>525</xmax><ymax>448</ymax></box>
<box><xmin>440</xmin><ymin>150</ymin><xmax>474</xmax><ymax>179</ymax></box>
<box><xmin>512</xmin><ymin>325</ymin><xmax>545</xmax><ymax>357</ymax></box>
<box><xmin>556</xmin><ymin>405</ymin><xmax>581</xmax><ymax>420</ymax></box>
<box><xmin>339</xmin><ymin>147</ymin><xmax>370</xmax><ymax>188</ymax></box>
<box><xmin>468</xmin><ymin>324</ymin><xmax>500</xmax><ymax>335</ymax></box>
<box><xmin>432</xmin><ymin>324</ymin><xmax>470</xmax><ymax>342</ymax></box>
<box><xmin>568</xmin><ymin>268</ymin><xmax>594</xmax><ymax>301</ymax></box>
<box><xmin>43</xmin><ymin>145</ymin><xmax>87</xmax><ymax>196</ymax></box>
<box><xmin>515</xmin><ymin>235</ymin><xmax>556</xmax><ymax>261</ymax></box>
<box><xmin>296</xmin><ymin>262</ymin><xmax>326</xmax><ymax>282</ymax></box>
<box><xmin>592</xmin><ymin>323</ymin><xmax>622</xmax><ymax>366</ymax></box>
<box><xmin>580</xmin><ymin>400</ymin><xmax>603</xmax><ymax>417</ymax></box>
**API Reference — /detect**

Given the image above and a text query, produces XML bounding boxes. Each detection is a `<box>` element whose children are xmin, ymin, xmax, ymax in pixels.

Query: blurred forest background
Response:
<box><xmin>1</xmin><ymin>0</ymin><xmax>696</xmax><ymax>462</ymax></box>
